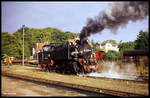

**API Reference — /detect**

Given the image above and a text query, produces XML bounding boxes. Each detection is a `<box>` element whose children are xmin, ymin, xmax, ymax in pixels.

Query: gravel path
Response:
<box><xmin>2</xmin><ymin>76</ymin><xmax>103</xmax><ymax>96</ymax></box>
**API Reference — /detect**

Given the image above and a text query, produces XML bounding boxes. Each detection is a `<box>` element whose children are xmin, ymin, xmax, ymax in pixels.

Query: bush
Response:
<box><xmin>103</xmin><ymin>50</ymin><xmax>120</xmax><ymax>60</ymax></box>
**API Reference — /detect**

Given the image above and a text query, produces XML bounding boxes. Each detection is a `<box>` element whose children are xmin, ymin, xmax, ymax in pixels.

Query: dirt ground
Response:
<box><xmin>1</xmin><ymin>64</ymin><xmax>149</xmax><ymax>96</ymax></box>
<box><xmin>2</xmin><ymin>76</ymin><xmax>101</xmax><ymax>97</ymax></box>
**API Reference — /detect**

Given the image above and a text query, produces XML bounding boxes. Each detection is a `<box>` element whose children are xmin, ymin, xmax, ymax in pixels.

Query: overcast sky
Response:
<box><xmin>2</xmin><ymin>1</ymin><xmax>148</xmax><ymax>43</ymax></box>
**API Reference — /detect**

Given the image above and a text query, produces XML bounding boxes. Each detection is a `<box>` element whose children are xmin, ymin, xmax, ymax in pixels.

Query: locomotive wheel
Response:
<box><xmin>80</xmin><ymin>66</ymin><xmax>85</xmax><ymax>75</ymax></box>
<box><xmin>40</xmin><ymin>64</ymin><xmax>46</xmax><ymax>71</ymax></box>
<box><xmin>45</xmin><ymin>64</ymin><xmax>51</xmax><ymax>72</ymax></box>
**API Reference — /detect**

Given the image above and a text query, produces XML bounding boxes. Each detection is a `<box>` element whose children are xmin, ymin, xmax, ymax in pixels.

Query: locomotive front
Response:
<box><xmin>70</xmin><ymin>38</ymin><xmax>99</xmax><ymax>73</ymax></box>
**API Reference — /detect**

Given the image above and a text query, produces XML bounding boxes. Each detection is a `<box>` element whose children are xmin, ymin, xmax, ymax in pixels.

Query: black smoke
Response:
<box><xmin>80</xmin><ymin>2</ymin><xmax>148</xmax><ymax>39</ymax></box>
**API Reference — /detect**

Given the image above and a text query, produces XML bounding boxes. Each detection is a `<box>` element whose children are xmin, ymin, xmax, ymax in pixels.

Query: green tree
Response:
<box><xmin>118</xmin><ymin>41</ymin><xmax>136</xmax><ymax>59</ymax></box>
<box><xmin>118</xmin><ymin>41</ymin><xmax>136</xmax><ymax>51</ymax></box>
<box><xmin>135</xmin><ymin>30</ymin><xmax>149</xmax><ymax>49</ymax></box>
<box><xmin>3</xmin><ymin>26</ymin><xmax>80</xmax><ymax>59</ymax></box>
<box><xmin>102</xmin><ymin>39</ymin><xmax>117</xmax><ymax>45</ymax></box>
<box><xmin>13</xmin><ymin>27</ymin><xmax>33</xmax><ymax>59</ymax></box>
<box><xmin>103</xmin><ymin>50</ymin><xmax>119</xmax><ymax>60</ymax></box>
<box><xmin>91</xmin><ymin>39</ymin><xmax>96</xmax><ymax>51</ymax></box>
<box><xmin>95</xmin><ymin>48</ymin><xmax>104</xmax><ymax>51</ymax></box>
<box><xmin>2</xmin><ymin>32</ymin><xmax>21</xmax><ymax>58</ymax></box>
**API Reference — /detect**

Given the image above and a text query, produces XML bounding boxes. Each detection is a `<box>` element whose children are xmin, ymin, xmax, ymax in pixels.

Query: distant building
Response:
<box><xmin>96</xmin><ymin>42</ymin><xmax>119</xmax><ymax>53</ymax></box>
<box><xmin>32</xmin><ymin>42</ymin><xmax>49</xmax><ymax>59</ymax></box>
<box><xmin>122</xmin><ymin>50</ymin><xmax>149</xmax><ymax>62</ymax></box>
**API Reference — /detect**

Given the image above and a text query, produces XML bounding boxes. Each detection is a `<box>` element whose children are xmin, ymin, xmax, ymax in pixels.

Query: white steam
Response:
<box><xmin>86</xmin><ymin>61</ymin><xmax>140</xmax><ymax>80</ymax></box>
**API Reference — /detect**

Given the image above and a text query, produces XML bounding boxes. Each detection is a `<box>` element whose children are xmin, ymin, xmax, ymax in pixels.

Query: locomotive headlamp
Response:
<box><xmin>83</xmin><ymin>60</ymin><xmax>86</xmax><ymax>64</ymax></box>
<box><xmin>48</xmin><ymin>54</ymin><xmax>50</xmax><ymax>57</ymax></box>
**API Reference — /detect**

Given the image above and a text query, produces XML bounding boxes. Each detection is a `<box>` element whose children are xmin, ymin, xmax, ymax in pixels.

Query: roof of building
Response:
<box><xmin>123</xmin><ymin>50</ymin><xmax>149</xmax><ymax>56</ymax></box>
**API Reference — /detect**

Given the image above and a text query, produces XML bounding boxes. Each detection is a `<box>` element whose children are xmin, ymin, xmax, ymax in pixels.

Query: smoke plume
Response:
<box><xmin>80</xmin><ymin>2</ymin><xmax>148</xmax><ymax>39</ymax></box>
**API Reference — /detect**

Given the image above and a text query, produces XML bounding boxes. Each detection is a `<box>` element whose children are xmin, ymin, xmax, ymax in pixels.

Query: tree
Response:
<box><xmin>135</xmin><ymin>30</ymin><xmax>149</xmax><ymax>49</ymax></box>
<box><xmin>95</xmin><ymin>48</ymin><xmax>104</xmax><ymax>51</ymax></box>
<box><xmin>118</xmin><ymin>41</ymin><xmax>136</xmax><ymax>52</ymax></box>
<box><xmin>13</xmin><ymin>27</ymin><xmax>33</xmax><ymax>59</ymax></box>
<box><xmin>102</xmin><ymin>39</ymin><xmax>117</xmax><ymax>45</ymax></box>
<box><xmin>91</xmin><ymin>39</ymin><xmax>96</xmax><ymax>51</ymax></box>
<box><xmin>2</xmin><ymin>32</ymin><xmax>21</xmax><ymax>58</ymax></box>
<box><xmin>11</xmin><ymin>27</ymin><xmax>79</xmax><ymax>59</ymax></box>
<box><xmin>103</xmin><ymin>50</ymin><xmax>119</xmax><ymax>60</ymax></box>
<box><xmin>118</xmin><ymin>41</ymin><xmax>136</xmax><ymax>59</ymax></box>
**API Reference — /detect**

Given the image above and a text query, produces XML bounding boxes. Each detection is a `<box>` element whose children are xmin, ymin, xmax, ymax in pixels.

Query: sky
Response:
<box><xmin>2</xmin><ymin>1</ymin><xmax>149</xmax><ymax>43</ymax></box>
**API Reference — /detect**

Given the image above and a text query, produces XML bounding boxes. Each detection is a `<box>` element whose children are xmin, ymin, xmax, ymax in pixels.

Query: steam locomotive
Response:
<box><xmin>38</xmin><ymin>38</ymin><xmax>103</xmax><ymax>74</ymax></box>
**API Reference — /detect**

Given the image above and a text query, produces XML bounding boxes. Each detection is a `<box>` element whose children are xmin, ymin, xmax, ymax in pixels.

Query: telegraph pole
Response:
<box><xmin>22</xmin><ymin>25</ymin><xmax>25</xmax><ymax>66</ymax></box>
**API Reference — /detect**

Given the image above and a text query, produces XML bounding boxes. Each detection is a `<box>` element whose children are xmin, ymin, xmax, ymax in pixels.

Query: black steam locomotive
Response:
<box><xmin>38</xmin><ymin>38</ymin><xmax>103</xmax><ymax>74</ymax></box>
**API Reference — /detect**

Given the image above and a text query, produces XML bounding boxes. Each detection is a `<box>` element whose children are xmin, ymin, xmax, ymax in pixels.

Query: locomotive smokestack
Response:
<box><xmin>80</xmin><ymin>2</ymin><xmax>148</xmax><ymax>39</ymax></box>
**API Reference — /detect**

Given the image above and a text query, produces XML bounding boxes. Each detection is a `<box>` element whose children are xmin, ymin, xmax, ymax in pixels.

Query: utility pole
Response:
<box><xmin>22</xmin><ymin>25</ymin><xmax>25</xmax><ymax>66</ymax></box>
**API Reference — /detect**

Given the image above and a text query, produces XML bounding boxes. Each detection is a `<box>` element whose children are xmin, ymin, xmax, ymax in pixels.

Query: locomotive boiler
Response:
<box><xmin>38</xmin><ymin>38</ymin><xmax>103</xmax><ymax>74</ymax></box>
